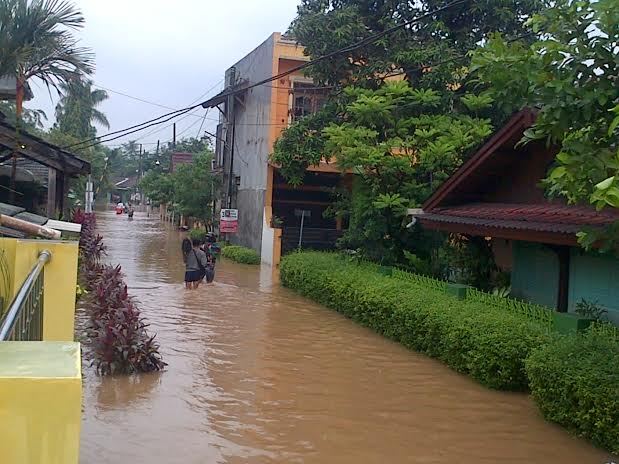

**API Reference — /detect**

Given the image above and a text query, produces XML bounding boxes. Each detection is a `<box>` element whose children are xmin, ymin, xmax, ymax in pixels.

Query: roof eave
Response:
<box><xmin>422</xmin><ymin>108</ymin><xmax>537</xmax><ymax>211</ymax></box>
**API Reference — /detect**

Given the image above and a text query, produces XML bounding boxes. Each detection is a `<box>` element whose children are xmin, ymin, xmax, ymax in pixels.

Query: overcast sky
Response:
<box><xmin>29</xmin><ymin>0</ymin><xmax>300</xmax><ymax>152</ymax></box>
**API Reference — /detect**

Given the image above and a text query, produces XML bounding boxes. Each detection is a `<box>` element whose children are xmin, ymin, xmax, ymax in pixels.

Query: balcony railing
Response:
<box><xmin>0</xmin><ymin>250</ymin><xmax>51</xmax><ymax>341</ymax></box>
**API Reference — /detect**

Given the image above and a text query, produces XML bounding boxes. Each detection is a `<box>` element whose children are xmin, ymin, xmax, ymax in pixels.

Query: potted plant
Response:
<box><xmin>270</xmin><ymin>216</ymin><xmax>283</xmax><ymax>228</ymax></box>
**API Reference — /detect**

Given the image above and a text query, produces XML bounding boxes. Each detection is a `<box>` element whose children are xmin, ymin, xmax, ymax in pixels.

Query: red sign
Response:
<box><xmin>220</xmin><ymin>209</ymin><xmax>238</xmax><ymax>234</ymax></box>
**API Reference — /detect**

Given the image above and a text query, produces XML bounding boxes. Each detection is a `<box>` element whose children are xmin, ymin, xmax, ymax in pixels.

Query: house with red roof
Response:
<box><xmin>417</xmin><ymin>109</ymin><xmax>619</xmax><ymax>322</ymax></box>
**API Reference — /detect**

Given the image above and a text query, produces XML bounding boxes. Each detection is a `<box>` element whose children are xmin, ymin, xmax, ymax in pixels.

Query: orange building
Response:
<box><xmin>204</xmin><ymin>33</ymin><xmax>350</xmax><ymax>266</ymax></box>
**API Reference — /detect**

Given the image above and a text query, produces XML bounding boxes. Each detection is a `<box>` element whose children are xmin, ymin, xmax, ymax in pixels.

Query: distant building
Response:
<box><xmin>203</xmin><ymin>33</ymin><xmax>350</xmax><ymax>266</ymax></box>
<box><xmin>170</xmin><ymin>152</ymin><xmax>194</xmax><ymax>173</ymax></box>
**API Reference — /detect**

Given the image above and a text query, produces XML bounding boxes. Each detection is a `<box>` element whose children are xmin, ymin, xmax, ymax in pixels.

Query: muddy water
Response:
<box><xmin>80</xmin><ymin>212</ymin><xmax>610</xmax><ymax>464</ymax></box>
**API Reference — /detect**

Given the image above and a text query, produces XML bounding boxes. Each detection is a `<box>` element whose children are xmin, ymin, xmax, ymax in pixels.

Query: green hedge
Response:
<box><xmin>222</xmin><ymin>245</ymin><xmax>261</xmax><ymax>265</ymax></box>
<box><xmin>526</xmin><ymin>332</ymin><xmax>619</xmax><ymax>454</ymax></box>
<box><xmin>280</xmin><ymin>252</ymin><xmax>550</xmax><ymax>391</ymax></box>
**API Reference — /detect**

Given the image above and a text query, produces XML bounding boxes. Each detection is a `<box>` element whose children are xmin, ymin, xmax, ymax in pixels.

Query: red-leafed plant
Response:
<box><xmin>75</xmin><ymin>211</ymin><xmax>166</xmax><ymax>375</ymax></box>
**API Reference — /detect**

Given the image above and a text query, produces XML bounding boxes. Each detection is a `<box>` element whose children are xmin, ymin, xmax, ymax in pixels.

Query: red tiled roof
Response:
<box><xmin>420</xmin><ymin>202</ymin><xmax>619</xmax><ymax>235</ymax></box>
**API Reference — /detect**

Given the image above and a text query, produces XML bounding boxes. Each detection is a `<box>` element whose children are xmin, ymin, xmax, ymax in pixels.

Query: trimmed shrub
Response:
<box><xmin>280</xmin><ymin>251</ymin><xmax>550</xmax><ymax>391</ymax></box>
<box><xmin>222</xmin><ymin>245</ymin><xmax>261</xmax><ymax>265</ymax></box>
<box><xmin>526</xmin><ymin>332</ymin><xmax>619</xmax><ymax>454</ymax></box>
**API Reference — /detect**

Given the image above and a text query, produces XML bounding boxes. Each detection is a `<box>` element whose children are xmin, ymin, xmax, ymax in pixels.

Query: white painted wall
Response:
<box><xmin>261</xmin><ymin>208</ymin><xmax>275</xmax><ymax>266</ymax></box>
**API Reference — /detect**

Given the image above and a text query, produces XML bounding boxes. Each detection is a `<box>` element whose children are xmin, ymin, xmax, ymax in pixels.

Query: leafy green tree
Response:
<box><xmin>273</xmin><ymin>0</ymin><xmax>543</xmax><ymax>265</ymax></box>
<box><xmin>54</xmin><ymin>77</ymin><xmax>109</xmax><ymax>139</ymax></box>
<box><xmin>290</xmin><ymin>0</ymin><xmax>544</xmax><ymax>87</ymax></box>
<box><xmin>139</xmin><ymin>170</ymin><xmax>174</xmax><ymax>206</ymax></box>
<box><xmin>0</xmin><ymin>101</ymin><xmax>46</xmax><ymax>130</ymax></box>
<box><xmin>171</xmin><ymin>150</ymin><xmax>220</xmax><ymax>227</ymax></box>
<box><xmin>470</xmin><ymin>0</ymin><xmax>619</xmax><ymax>249</ymax></box>
<box><xmin>0</xmin><ymin>0</ymin><xmax>93</xmax><ymax>200</ymax></box>
<box><xmin>273</xmin><ymin>81</ymin><xmax>493</xmax><ymax>263</ymax></box>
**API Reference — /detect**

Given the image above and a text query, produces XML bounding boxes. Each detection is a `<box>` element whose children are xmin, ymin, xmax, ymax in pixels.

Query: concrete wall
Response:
<box><xmin>511</xmin><ymin>241</ymin><xmax>619</xmax><ymax>324</ymax></box>
<box><xmin>0</xmin><ymin>342</ymin><xmax>82</xmax><ymax>464</ymax></box>
<box><xmin>235</xmin><ymin>190</ymin><xmax>266</xmax><ymax>252</ymax></box>
<box><xmin>569</xmin><ymin>249</ymin><xmax>619</xmax><ymax>324</ymax></box>
<box><xmin>223</xmin><ymin>35</ymin><xmax>275</xmax><ymax>253</ymax></box>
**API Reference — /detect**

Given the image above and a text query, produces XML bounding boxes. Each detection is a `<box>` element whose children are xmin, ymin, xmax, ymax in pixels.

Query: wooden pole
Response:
<box><xmin>47</xmin><ymin>168</ymin><xmax>57</xmax><ymax>218</ymax></box>
<box><xmin>9</xmin><ymin>79</ymin><xmax>24</xmax><ymax>204</ymax></box>
<box><xmin>0</xmin><ymin>214</ymin><xmax>61</xmax><ymax>239</ymax></box>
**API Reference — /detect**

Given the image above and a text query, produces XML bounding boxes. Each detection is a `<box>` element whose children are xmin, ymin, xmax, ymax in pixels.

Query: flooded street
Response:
<box><xmin>80</xmin><ymin>211</ymin><xmax>609</xmax><ymax>464</ymax></box>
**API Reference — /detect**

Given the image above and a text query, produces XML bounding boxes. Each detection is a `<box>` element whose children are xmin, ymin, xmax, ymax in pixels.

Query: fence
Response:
<box><xmin>466</xmin><ymin>287</ymin><xmax>555</xmax><ymax>330</ymax></box>
<box><xmin>281</xmin><ymin>227</ymin><xmax>343</xmax><ymax>255</ymax></box>
<box><xmin>0</xmin><ymin>250</ymin><xmax>51</xmax><ymax>341</ymax></box>
<box><xmin>392</xmin><ymin>268</ymin><xmax>448</xmax><ymax>292</ymax></box>
<box><xmin>390</xmin><ymin>267</ymin><xmax>555</xmax><ymax>329</ymax></box>
<box><xmin>589</xmin><ymin>320</ymin><xmax>619</xmax><ymax>341</ymax></box>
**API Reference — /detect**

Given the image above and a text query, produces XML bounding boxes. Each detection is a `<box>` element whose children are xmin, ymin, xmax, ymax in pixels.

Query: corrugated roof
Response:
<box><xmin>420</xmin><ymin>203</ymin><xmax>619</xmax><ymax>235</ymax></box>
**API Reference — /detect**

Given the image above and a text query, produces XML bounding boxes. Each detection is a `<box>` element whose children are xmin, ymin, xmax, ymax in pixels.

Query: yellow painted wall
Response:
<box><xmin>0</xmin><ymin>341</ymin><xmax>82</xmax><ymax>464</ymax></box>
<box><xmin>2</xmin><ymin>239</ymin><xmax>78</xmax><ymax>341</ymax></box>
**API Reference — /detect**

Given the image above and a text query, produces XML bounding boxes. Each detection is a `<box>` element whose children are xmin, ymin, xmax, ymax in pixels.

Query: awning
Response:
<box><xmin>0</xmin><ymin>118</ymin><xmax>90</xmax><ymax>177</ymax></box>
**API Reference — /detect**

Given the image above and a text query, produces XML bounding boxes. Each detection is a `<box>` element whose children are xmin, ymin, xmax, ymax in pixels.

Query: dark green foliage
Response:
<box><xmin>280</xmin><ymin>252</ymin><xmax>549</xmax><ymax>391</ymax></box>
<box><xmin>54</xmin><ymin>77</ymin><xmax>109</xmax><ymax>140</ymax></box>
<box><xmin>471</xmin><ymin>0</ymin><xmax>619</xmax><ymax>250</ymax></box>
<box><xmin>526</xmin><ymin>332</ymin><xmax>619</xmax><ymax>454</ymax></box>
<box><xmin>222</xmin><ymin>245</ymin><xmax>260</xmax><ymax>265</ymax></box>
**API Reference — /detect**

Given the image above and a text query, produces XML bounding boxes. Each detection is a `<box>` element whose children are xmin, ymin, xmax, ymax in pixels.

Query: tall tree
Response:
<box><xmin>290</xmin><ymin>0</ymin><xmax>545</xmax><ymax>87</ymax></box>
<box><xmin>470</xmin><ymin>0</ymin><xmax>619</xmax><ymax>250</ymax></box>
<box><xmin>0</xmin><ymin>0</ymin><xmax>94</xmax><ymax>199</ymax></box>
<box><xmin>0</xmin><ymin>0</ymin><xmax>94</xmax><ymax>114</ymax></box>
<box><xmin>55</xmin><ymin>77</ymin><xmax>109</xmax><ymax>140</ymax></box>
<box><xmin>273</xmin><ymin>0</ymin><xmax>543</xmax><ymax>267</ymax></box>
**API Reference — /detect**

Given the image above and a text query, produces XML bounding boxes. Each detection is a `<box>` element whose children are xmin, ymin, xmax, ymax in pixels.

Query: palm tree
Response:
<box><xmin>55</xmin><ymin>77</ymin><xmax>109</xmax><ymax>139</ymax></box>
<box><xmin>0</xmin><ymin>0</ymin><xmax>94</xmax><ymax>199</ymax></box>
<box><xmin>0</xmin><ymin>0</ymin><xmax>94</xmax><ymax>114</ymax></box>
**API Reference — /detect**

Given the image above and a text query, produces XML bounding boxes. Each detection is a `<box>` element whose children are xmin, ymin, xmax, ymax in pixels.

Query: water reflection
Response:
<box><xmin>79</xmin><ymin>211</ymin><xmax>611</xmax><ymax>464</ymax></box>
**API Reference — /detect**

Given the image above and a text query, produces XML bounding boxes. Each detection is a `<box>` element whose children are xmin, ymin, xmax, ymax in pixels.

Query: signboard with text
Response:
<box><xmin>220</xmin><ymin>209</ymin><xmax>238</xmax><ymax>234</ymax></box>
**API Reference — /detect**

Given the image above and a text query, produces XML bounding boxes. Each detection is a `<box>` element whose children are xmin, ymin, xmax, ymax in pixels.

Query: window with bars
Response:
<box><xmin>290</xmin><ymin>82</ymin><xmax>327</xmax><ymax>122</ymax></box>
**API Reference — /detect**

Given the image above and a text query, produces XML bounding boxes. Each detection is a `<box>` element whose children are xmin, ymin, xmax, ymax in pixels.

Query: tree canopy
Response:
<box><xmin>55</xmin><ymin>77</ymin><xmax>109</xmax><ymax>140</ymax></box>
<box><xmin>470</xmin><ymin>0</ymin><xmax>619</xmax><ymax>249</ymax></box>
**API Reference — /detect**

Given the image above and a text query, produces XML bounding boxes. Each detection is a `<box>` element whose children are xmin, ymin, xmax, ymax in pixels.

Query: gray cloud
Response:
<box><xmin>29</xmin><ymin>0</ymin><xmax>299</xmax><ymax>150</ymax></box>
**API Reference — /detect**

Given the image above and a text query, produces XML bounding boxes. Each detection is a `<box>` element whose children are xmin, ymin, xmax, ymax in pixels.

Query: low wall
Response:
<box><xmin>0</xmin><ymin>342</ymin><xmax>82</xmax><ymax>464</ymax></box>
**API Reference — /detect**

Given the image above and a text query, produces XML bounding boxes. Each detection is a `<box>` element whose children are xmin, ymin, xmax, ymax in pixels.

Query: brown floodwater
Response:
<box><xmin>79</xmin><ymin>211</ymin><xmax>612</xmax><ymax>464</ymax></box>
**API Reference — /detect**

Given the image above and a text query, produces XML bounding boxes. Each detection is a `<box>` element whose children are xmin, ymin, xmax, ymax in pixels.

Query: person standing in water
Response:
<box><xmin>184</xmin><ymin>237</ymin><xmax>209</xmax><ymax>289</ymax></box>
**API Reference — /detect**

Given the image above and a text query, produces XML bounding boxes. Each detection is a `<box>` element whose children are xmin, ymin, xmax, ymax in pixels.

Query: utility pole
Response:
<box><xmin>137</xmin><ymin>143</ymin><xmax>143</xmax><ymax>204</ymax></box>
<box><xmin>172</xmin><ymin>123</ymin><xmax>176</xmax><ymax>149</ymax></box>
<box><xmin>225</xmin><ymin>66</ymin><xmax>237</xmax><ymax>209</ymax></box>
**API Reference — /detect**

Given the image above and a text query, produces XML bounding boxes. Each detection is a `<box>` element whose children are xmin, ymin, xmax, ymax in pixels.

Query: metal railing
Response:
<box><xmin>392</xmin><ymin>268</ymin><xmax>449</xmax><ymax>292</ymax></box>
<box><xmin>466</xmin><ymin>286</ymin><xmax>555</xmax><ymax>330</ymax></box>
<box><xmin>0</xmin><ymin>250</ymin><xmax>51</xmax><ymax>341</ymax></box>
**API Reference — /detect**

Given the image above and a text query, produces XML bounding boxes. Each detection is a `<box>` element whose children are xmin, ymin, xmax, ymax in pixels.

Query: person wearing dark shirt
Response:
<box><xmin>184</xmin><ymin>238</ymin><xmax>208</xmax><ymax>289</ymax></box>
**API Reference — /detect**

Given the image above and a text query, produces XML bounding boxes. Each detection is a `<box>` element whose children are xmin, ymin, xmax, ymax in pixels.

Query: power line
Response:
<box><xmin>68</xmin><ymin>81</ymin><xmax>224</xmax><ymax>150</ymax></box>
<box><xmin>92</xmin><ymin>79</ymin><xmax>224</xmax><ymax>114</ymax></box>
<box><xmin>66</xmin><ymin>0</ymin><xmax>468</xmax><ymax>151</ymax></box>
<box><xmin>196</xmin><ymin>109</ymin><xmax>209</xmax><ymax>139</ymax></box>
<box><xmin>197</xmin><ymin>0</ymin><xmax>468</xmax><ymax>110</ymax></box>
